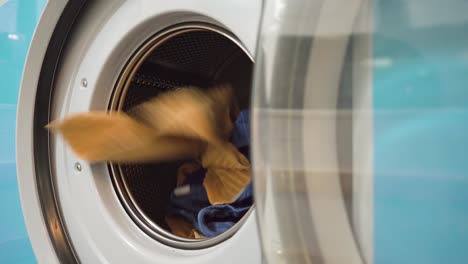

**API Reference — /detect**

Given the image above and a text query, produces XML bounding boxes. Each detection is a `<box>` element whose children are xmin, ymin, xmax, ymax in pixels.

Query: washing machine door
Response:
<box><xmin>252</xmin><ymin>0</ymin><xmax>468</xmax><ymax>263</ymax></box>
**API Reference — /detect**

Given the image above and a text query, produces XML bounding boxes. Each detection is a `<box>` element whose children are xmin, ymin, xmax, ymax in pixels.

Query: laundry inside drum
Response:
<box><xmin>109</xmin><ymin>26</ymin><xmax>254</xmax><ymax>246</ymax></box>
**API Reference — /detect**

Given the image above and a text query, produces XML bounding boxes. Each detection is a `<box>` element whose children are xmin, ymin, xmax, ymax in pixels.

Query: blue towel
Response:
<box><xmin>169</xmin><ymin>182</ymin><xmax>253</xmax><ymax>237</ymax></box>
<box><xmin>197</xmin><ymin>183</ymin><xmax>252</xmax><ymax>237</ymax></box>
<box><xmin>231</xmin><ymin>110</ymin><xmax>250</xmax><ymax>149</ymax></box>
<box><xmin>168</xmin><ymin>110</ymin><xmax>252</xmax><ymax>237</ymax></box>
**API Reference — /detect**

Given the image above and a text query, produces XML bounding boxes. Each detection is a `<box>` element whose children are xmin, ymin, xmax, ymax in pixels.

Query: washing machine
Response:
<box><xmin>3</xmin><ymin>0</ymin><xmax>468</xmax><ymax>263</ymax></box>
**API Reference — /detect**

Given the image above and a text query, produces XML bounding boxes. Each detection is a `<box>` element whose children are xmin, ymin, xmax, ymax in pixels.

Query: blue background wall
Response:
<box><xmin>0</xmin><ymin>1</ymin><xmax>46</xmax><ymax>263</ymax></box>
<box><xmin>373</xmin><ymin>0</ymin><xmax>468</xmax><ymax>263</ymax></box>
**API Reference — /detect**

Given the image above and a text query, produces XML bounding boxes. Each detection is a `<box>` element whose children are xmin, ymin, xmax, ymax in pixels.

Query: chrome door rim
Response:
<box><xmin>108</xmin><ymin>23</ymin><xmax>255</xmax><ymax>249</ymax></box>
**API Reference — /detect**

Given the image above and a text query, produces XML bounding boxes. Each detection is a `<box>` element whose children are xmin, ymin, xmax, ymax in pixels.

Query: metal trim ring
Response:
<box><xmin>108</xmin><ymin>23</ymin><xmax>255</xmax><ymax>249</ymax></box>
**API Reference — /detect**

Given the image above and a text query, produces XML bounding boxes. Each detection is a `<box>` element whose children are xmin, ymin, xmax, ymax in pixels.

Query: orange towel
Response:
<box><xmin>202</xmin><ymin>142</ymin><xmax>251</xmax><ymax>205</ymax></box>
<box><xmin>47</xmin><ymin>86</ymin><xmax>229</xmax><ymax>163</ymax></box>
<box><xmin>165</xmin><ymin>215</ymin><xmax>205</xmax><ymax>239</ymax></box>
<box><xmin>46</xmin><ymin>112</ymin><xmax>203</xmax><ymax>163</ymax></box>
<box><xmin>176</xmin><ymin>162</ymin><xmax>201</xmax><ymax>187</ymax></box>
<box><xmin>48</xmin><ymin>84</ymin><xmax>251</xmax><ymax>237</ymax></box>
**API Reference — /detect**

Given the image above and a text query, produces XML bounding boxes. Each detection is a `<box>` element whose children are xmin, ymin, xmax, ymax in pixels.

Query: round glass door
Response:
<box><xmin>252</xmin><ymin>0</ymin><xmax>468</xmax><ymax>263</ymax></box>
